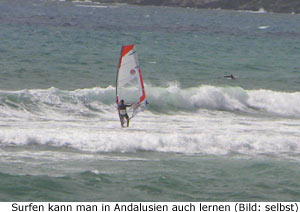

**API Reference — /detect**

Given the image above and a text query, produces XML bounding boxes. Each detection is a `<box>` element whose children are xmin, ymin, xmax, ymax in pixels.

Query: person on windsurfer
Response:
<box><xmin>118</xmin><ymin>99</ymin><xmax>132</xmax><ymax>127</ymax></box>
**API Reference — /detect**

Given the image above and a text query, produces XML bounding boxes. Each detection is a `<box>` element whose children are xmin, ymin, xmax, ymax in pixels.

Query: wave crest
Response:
<box><xmin>0</xmin><ymin>84</ymin><xmax>300</xmax><ymax>119</ymax></box>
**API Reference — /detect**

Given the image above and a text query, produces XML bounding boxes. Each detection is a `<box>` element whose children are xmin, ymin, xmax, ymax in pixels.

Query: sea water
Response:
<box><xmin>0</xmin><ymin>0</ymin><xmax>299</xmax><ymax>201</ymax></box>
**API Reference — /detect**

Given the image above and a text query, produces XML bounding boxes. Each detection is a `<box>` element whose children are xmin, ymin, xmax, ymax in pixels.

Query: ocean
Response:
<box><xmin>0</xmin><ymin>0</ymin><xmax>300</xmax><ymax>202</ymax></box>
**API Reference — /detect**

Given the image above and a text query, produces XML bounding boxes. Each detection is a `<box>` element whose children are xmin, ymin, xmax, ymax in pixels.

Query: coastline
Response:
<box><xmin>92</xmin><ymin>0</ymin><xmax>300</xmax><ymax>14</ymax></box>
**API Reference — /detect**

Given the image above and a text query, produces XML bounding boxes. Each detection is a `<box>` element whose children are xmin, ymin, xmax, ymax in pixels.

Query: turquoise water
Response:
<box><xmin>0</xmin><ymin>0</ymin><xmax>300</xmax><ymax>201</ymax></box>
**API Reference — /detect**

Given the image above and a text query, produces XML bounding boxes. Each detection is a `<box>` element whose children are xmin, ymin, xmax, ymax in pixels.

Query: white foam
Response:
<box><xmin>0</xmin><ymin>86</ymin><xmax>299</xmax><ymax>160</ymax></box>
<box><xmin>248</xmin><ymin>89</ymin><xmax>300</xmax><ymax>117</ymax></box>
<box><xmin>1</xmin><ymin>85</ymin><xmax>300</xmax><ymax>120</ymax></box>
<box><xmin>147</xmin><ymin>84</ymin><xmax>300</xmax><ymax>117</ymax></box>
<box><xmin>258</xmin><ymin>25</ymin><xmax>270</xmax><ymax>29</ymax></box>
<box><xmin>75</xmin><ymin>5</ymin><xmax>108</xmax><ymax>8</ymax></box>
<box><xmin>238</xmin><ymin>8</ymin><xmax>267</xmax><ymax>14</ymax></box>
<box><xmin>0</xmin><ymin>111</ymin><xmax>299</xmax><ymax>160</ymax></box>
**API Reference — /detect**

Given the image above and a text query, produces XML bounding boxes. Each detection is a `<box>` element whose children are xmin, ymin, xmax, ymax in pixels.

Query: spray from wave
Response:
<box><xmin>0</xmin><ymin>83</ymin><xmax>299</xmax><ymax>120</ymax></box>
<box><xmin>149</xmin><ymin>83</ymin><xmax>300</xmax><ymax>117</ymax></box>
<box><xmin>0</xmin><ymin>84</ymin><xmax>299</xmax><ymax>157</ymax></box>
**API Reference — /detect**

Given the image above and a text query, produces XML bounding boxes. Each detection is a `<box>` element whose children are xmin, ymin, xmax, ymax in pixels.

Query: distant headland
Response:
<box><xmin>94</xmin><ymin>0</ymin><xmax>300</xmax><ymax>14</ymax></box>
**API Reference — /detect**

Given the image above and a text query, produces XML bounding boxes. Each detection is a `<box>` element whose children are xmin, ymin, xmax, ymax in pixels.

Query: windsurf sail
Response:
<box><xmin>116</xmin><ymin>44</ymin><xmax>147</xmax><ymax>120</ymax></box>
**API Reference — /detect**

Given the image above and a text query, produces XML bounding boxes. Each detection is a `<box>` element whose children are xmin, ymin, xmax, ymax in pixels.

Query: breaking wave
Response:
<box><xmin>0</xmin><ymin>84</ymin><xmax>299</xmax><ymax>157</ymax></box>
<box><xmin>0</xmin><ymin>84</ymin><xmax>299</xmax><ymax>120</ymax></box>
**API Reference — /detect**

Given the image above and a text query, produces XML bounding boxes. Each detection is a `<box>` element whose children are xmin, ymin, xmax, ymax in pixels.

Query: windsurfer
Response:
<box><xmin>118</xmin><ymin>99</ymin><xmax>131</xmax><ymax>127</ymax></box>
